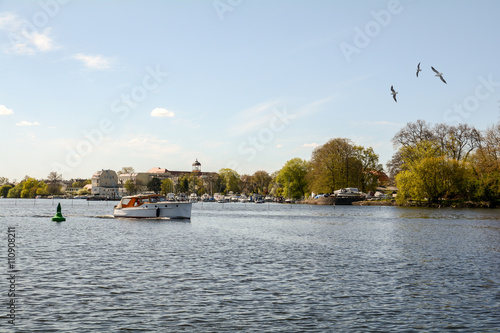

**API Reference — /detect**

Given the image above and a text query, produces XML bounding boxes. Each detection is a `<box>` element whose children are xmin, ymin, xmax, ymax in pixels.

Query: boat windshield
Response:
<box><xmin>121</xmin><ymin>198</ymin><xmax>132</xmax><ymax>206</ymax></box>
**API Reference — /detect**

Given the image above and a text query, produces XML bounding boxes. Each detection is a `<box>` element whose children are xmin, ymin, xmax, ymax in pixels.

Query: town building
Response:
<box><xmin>91</xmin><ymin>169</ymin><xmax>126</xmax><ymax>198</ymax></box>
<box><xmin>92</xmin><ymin>160</ymin><xmax>218</xmax><ymax>198</ymax></box>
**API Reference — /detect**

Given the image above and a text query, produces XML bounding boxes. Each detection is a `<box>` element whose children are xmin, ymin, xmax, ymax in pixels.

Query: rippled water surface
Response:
<box><xmin>1</xmin><ymin>198</ymin><xmax>499</xmax><ymax>332</ymax></box>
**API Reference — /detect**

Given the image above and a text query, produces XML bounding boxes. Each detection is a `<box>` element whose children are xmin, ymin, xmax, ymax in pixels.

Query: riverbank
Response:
<box><xmin>300</xmin><ymin>197</ymin><xmax>498</xmax><ymax>208</ymax></box>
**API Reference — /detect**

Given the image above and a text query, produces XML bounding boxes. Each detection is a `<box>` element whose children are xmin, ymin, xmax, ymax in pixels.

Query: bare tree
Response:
<box><xmin>432</xmin><ymin>123</ymin><xmax>480</xmax><ymax>160</ymax></box>
<box><xmin>392</xmin><ymin>119</ymin><xmax>435</xmax><ymax>149</ymax></box>
<box><xmin>118</xmin><ymin>167</ymin><xmax>135</xmax><ymax>175</ymax></box>
<box><xmin>47</xmin><ymin>172</ymin><xmax>63</xmax><ymax>195</ymax></box>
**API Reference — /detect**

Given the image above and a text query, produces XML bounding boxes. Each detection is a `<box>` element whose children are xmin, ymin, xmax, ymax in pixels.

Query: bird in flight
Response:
<box><xmin>431</xmin><ymin>66</ymin><xmax>447</xmax><ymax>84</ymax></box>
<box><xmin>416</xmin><ymin>63</ymin><xmax>422</xmax><ymax>77</ymax></box>
<box><xmin>391</xmin><ymin>85</ymin><xmax>398</xmax><ymax>102</ymax></box>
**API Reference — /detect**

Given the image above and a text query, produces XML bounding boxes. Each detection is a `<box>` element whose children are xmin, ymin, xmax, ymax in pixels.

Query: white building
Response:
<box><xmin>91</xmin><ymin>170</ymin><xmax>123</xmax><ymax>198</ymax></box>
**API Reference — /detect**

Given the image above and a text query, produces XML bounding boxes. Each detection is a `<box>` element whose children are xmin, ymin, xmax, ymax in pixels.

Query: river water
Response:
<box><xmin>1</xmin><ymin>198</ymin><xmax>499</xmax><ymax>332</ymax></box>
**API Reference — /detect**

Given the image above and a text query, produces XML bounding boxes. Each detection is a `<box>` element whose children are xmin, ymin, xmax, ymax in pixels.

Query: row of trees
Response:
<box><xmin>5</xmin><ymin>120</ymin><xmax>497</xmax><ymax>205</ymax></box>
<box><xmin>1</xmin><ymin>177</ymin><xmax>49</xmax><ymax>198</ymax></box>
<box><xmin>0</xmin><ymin>173</ymin><xmax>91</xmax><ymax>198</ymax></box>
<box><xmin>391</xmin><ymin>120</ymin><xmax>500</xmax><ymax>205</ymax></box>
<box><xmin>141</xmin><ymin>138</ymin><xmax>384</xmax><ymax>200</ymax></box>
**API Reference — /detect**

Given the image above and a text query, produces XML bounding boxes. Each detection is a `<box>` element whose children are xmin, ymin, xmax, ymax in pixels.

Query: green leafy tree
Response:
<box><xmin>77</xmin><ymin>188</ymin><xmax>91</xmax><ymax>196</ymax></box>
<box><xmin>190</xmin><ymin>174</ymin><xmax>204</xmax><ymax>196</ymax></box>
<box><xmin>307</xmin><ymin>138</ymin><xmax>360</xmax><ymax>194</ymax></box>
<box><xmin>0</xmin><ymin>185</ymin><xmax>13</xmax><ymax>197</ymax></box>
<box><xmin>147</xmin><ymin>177</ymin><xmax>162</xmax><ymax>194</ymax></box>
<box><xmin>354</xmin><ymin>146</ymin><xmax>382</xmax><ymax>193</ymax></box>
<box><xmin>239</xmin><ymin>174</ymin><xmax>253</xmax><ymax>195</ymax></box>
<box><xmin>203</xmin><ymin>173</ymin><xmax>218</xmax><ymax>196</ymax></box>
<box><xmin>470</xmin><ymin>122</ymin><xmax>500</xmax><ymax>201</ymax></box>
<box><xmin>7</xmin><ymin>183</ymin><xmax>23</xmax><ymax>198</ymax></box>
<box><xmin>175</xmin><ymin>174</ymin><xmax>190</xmax><ymax>193</ymax></box>
<box><xmin>277</xmin><ymin>158</ymin><xmax>309</xmax><ymax>199</ymax></box>
<box><xmin>161</xmin><ymin>179</ymin><xmax>174</xmax><ymax>195</ymax></box>
<box><xmin>268</xmin><ymin>170</ymin><xmax>281</xmax><ymax>196</ymax></box>
<box><xmin>252</xmin><ymin>170</ymin><xmax>272</xmax><ymax>194</ymax></box>
<box><xmin>396</xmin><ymin>141</ymin><xmax>473</xmax><ymax>205</ymax></box>
<box><xmin>124</xmin><ymin>179</ymin><xmax>136</xmax><ymax>195</ymax></box>
<box><xmin>72</xmin><ymin>181</ymin><xmax>83</xmax><ymax>188</ymax></box>
<box><xmin>72</xmin><ymin>179</ymin><xmax>91</xmax><ymax>188</ymax></box>
<box><xmin>20</xmin><ymin>177</ymin><xmax>47</xmax><ymax>198</ymax></box>
<box><xmin>218</xmin><ymin>168</ymin><xmax>240</xmax><ymax>194</ymax></box>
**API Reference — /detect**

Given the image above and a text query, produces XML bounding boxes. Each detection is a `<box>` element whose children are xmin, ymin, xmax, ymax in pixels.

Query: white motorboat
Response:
<box><xmin>333</xmin><ymin>188</ymin><xmax>365</xmax><ymax>205</ymax></box>
<box><xmin>113</xmin><ymin>194</ymin><xmax>192</xmax><ymax>219</ymax></box>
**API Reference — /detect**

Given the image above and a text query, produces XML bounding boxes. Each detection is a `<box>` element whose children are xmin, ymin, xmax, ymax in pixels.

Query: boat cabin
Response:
<box><xmin>115</xmin><ymin>194</ymin><xmax>167</xmax><ymax>209</ymax></box>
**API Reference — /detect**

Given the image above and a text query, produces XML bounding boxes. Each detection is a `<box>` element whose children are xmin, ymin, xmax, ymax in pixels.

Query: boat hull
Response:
<box><xmin>334</xmin><ymin>195</ymin><xmax>364</xmax><ymax>205</ymax></box>
<box><xmin>113</xmin><ymin>202</ymin><xmax>192</xmax><ymax>219</ymax></box>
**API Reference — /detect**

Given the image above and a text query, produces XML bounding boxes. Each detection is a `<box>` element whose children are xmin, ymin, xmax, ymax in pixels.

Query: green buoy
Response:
<box><xmin>52</xmin><ymin>203</ymin><xmax>66</xmax><ymax>222</ymax></box>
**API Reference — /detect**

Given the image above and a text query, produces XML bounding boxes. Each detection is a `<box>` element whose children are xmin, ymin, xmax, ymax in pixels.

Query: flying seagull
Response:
<box><xmin>431</xmin><ymin>66</ymin><xmax>447</xmax><ymax>84</ymax></box>
<box><xmin>391</xmin><ymin>85</ymin><xmax>398</xmax><ymax>102</ymax></box>
<box><xmin>416</xmin><ymin>62</ymin><xmax>422</xmax><ymax>77</ymax></box>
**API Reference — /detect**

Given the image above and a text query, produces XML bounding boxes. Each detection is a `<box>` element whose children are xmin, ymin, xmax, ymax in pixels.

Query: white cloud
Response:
<box><xmin>30</xmin><ymin>30</ymin><xmax>54</xmax><ymax>52</ymax></box>
<box><xmin>0</xmin><ymin>105</ymin><xmax>13</xmax><ymax>115</ymax></box>
<box><xmin>302</xmin><ymin>143</ymin><xmax>319</xmax><ymax>148</ymax></box>
<box><xmin>0</xmin><ymin>13</ymin><xmax>57</xmax><ymax>55</ymax></box>
<box><xmin>276</xmin><ymin>144</ymin><xmax>283</xmax><ymax>148</ymax></box>
<box><xmin>72</xmin><ymin>53</ymin><xmax>112</xmax><ymax>70</ymax></box>
<box><xmin>16</xmin><ymin>121</ymin><xmax>40</xmax><ymax>126</ymax></box>
<box><xmin>151</xmin><ymin>107</ymin><xmax>175</xmax><ymax>118</ymax></box>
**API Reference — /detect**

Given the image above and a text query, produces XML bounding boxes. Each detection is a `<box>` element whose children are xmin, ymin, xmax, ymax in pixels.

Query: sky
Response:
<box><xmin>1</xmin><ymin>0</ymin><xmax>499</xmax><ymax>181</ymax></box>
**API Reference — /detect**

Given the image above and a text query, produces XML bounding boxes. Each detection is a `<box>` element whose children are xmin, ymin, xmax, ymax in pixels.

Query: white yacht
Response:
<box><xmin>113</xmin><ymin>194</ymin><xmax>192</xmax><ymax>219</ymax></box>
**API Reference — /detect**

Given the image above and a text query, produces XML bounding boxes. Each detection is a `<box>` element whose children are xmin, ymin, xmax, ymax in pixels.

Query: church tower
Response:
<box><xmin>192</xmin><ymin>159</ymin><xmax>201</xmax><ymax>173</ymax></box>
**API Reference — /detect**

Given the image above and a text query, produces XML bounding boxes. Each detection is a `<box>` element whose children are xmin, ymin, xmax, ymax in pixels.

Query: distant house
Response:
<box><xmin>117</xmin><ymin>172</ymin><xmax>150</xmax><ymax>194</ymax></box>
<box><xmin>91</xmin><ymin>169</ymin><xmax>125</xmax><ymax>198</ymax></box>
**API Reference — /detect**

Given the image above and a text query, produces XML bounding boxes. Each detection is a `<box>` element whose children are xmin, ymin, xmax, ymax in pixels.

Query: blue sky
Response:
<box><xmin>1</xmin><ymin>0</ymin><xmax>499</xmax><ymax>181</ymax></box>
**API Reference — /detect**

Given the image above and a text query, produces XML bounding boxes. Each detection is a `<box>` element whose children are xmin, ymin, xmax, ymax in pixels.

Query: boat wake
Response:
<box><xmin>95</xmin><ymin>215</ymin><xmax>115</xmax><ymax>219</ymax></box>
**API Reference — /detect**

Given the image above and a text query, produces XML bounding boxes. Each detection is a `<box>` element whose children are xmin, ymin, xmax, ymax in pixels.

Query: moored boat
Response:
<box><xmin>113</xmin><ymin>194</ymin><xmax>192</xmax><ymax>219</ymax></box>
<box><xmin>334</xmin><ymin>188</ymin><xmax>365</xmax><ymax>205</ymax></box>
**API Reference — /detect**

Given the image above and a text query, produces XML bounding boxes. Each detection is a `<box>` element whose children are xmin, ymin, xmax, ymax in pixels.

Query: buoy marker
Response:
<box><xmin>52</xmin><ymin>203</ymin><xmax>66</xmax><ymax>222</ymax></box>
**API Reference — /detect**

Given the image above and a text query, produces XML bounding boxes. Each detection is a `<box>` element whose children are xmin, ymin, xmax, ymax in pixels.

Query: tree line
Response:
<box><xmin>0</xmin><ymin>173</ymin><xmax>91</xmax><ymax>198</ymax></box>
<box><xmin>2</xmin><ymin>120</ymin><xmax>498</xmax><ymax>205</ymax></box>
<box><xmin>389</xmin><ymin>120</ymin><xmax>499</xmax><ymax>206</ymax></box>
<box><xmin>137</xmin><ymin>138</ymin><xmax>384</xmax><ymax>199</ymax></box>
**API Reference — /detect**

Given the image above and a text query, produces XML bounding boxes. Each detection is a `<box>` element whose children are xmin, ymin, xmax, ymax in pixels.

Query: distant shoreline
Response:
<box><xmin>300</xmin><ymin>197</ymin><xmax>498</xmax><ymax>208</ymax></box>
